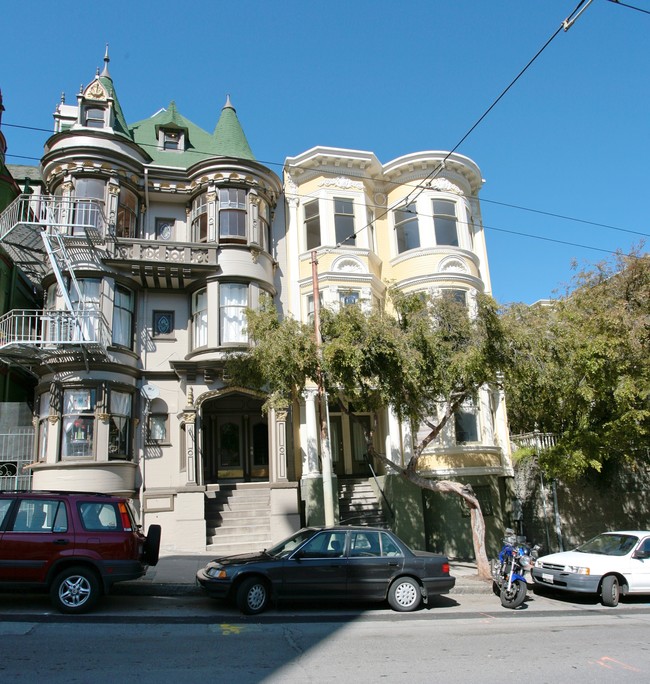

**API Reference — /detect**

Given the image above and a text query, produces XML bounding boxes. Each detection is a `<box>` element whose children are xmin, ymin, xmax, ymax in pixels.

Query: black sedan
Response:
<box><xmin>196</xmin><ymin>526</ymin><xmax>455</xmax><ymax>614</ymax></box>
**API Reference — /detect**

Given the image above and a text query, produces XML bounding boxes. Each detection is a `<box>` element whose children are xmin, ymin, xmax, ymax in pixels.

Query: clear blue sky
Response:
<box><xmin>1</xmin><ymin>0</ymin><xmax>647</xmax><ymax>304</ymax></box>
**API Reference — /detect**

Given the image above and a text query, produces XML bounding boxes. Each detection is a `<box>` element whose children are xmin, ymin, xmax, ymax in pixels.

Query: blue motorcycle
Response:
<box><xmin>490</xmin><ymin>529</ymin><xmax>541</xmax><ymax>609</ymax></box>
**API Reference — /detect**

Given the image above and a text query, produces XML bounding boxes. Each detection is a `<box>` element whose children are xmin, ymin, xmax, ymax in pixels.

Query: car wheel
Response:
<box><xmin>601</xmin><ymin>575</ymin><xmax>620</xmax><ymax>607</ymax></box>
<box><xmin>143</xmin><ymin>524</ymin><xmax>161</xmax><ymax>566</ymax></box>
<box><xmin>388</xmin><ymin>577</ymin><xmax>421</xmax><ymax>612</ymax></box>
<box><xmin>236</xmin><ymin>577</ymin><xmax>270</xmax><ymax>615</ymax></box>
<box><xmin>50</xmin><ymin>566</ymin><xmax>100</xmax><ymax>614</ymax></box>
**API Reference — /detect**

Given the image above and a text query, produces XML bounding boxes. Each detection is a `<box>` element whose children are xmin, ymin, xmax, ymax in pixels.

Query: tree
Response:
<box><xmin>502</xmin><ymin>251</ymin><xmax>650</xmax><ymax>480</ymax></box>
<box><xmin>227</xmin><ymin>290</ymin><xmax>511</xmax><ymax>578</ymax></box>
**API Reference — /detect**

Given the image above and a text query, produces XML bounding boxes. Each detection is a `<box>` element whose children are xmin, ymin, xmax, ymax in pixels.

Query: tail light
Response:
<box><xmin>118</xmin><ymin>502</ymin><xmax>132</xmax><ymax>531</ymax></box>
<box><xmin>442</xmin><ymin>562</ymin><xmax>450</xmax><ymax>574</ymax></box>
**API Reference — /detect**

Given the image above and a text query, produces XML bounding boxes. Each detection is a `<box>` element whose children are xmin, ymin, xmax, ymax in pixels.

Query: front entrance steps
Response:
<box><xmin>338</xmin><ymin>478</ymin><xmax>388</xmax><ymax>527</ymax></box>
<box><xmin>205</xmin><ymin>485</ymin><xmax>272</xmax><ymax>556</ymax></box>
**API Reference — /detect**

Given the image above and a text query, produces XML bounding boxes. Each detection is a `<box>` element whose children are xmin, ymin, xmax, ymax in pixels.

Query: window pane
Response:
<box><xmin>433</xmin><ymin>200</ymin><xmax>458</xmax><ymax>246</ymax></box>
<box><xmin>305</xmin><ymin>200</ymin><xmax>321</xmax><ymax>250</ymax></box>
<box><xmin>220</xmin><ymin>283</ymin><xmax>247</xmax><ymax>344</ymax></box>
<box><xmin>334</xmin><ymin>198</ymin><xmax>355</xmax><ymax>245</ymax></box>
<box><xmin>193</xmin><ymin>289</ymin><xmax>208</xmax><ymax>348</ymax></box>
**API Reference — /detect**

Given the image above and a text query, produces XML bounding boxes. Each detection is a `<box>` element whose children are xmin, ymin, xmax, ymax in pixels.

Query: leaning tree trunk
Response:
<box><xmin>403</xmin><ymin>471</ymin><xmax>492</xmax><ymax>580</ymax></box>
<box><xmin>367</xmin><ymin>444</ymin><xmax>491</xmax><ymax>579</ymax></box>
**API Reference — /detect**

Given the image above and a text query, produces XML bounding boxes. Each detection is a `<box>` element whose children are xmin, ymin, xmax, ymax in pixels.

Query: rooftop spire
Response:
<box><xmin>101</xmin><ymin>43</ymin><xmax>111</xmax><ymax>78</ymax></box>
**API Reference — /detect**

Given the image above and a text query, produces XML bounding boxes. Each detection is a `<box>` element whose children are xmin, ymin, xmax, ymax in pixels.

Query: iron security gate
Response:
<box><xmin>0</xmin><ymin>427</ymin><xmax>34</xmax><ymax>490</ymax></box>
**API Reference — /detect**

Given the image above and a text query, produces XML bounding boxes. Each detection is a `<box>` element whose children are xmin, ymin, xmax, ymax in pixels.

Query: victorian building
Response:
<box><xmin>0</xmin><ymin>52</ymin><xmax>514</xmax><ymax>557</ymax></box>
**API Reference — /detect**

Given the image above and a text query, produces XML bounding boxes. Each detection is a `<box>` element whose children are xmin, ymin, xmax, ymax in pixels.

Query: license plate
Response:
<box><xmin>542</xmin><ymin>573</ymin><xmax>554</xmax><ymax>583</ymax></box>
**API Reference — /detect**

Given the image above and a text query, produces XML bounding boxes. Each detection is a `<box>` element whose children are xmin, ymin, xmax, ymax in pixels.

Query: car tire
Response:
<box><xmin>601</xmin><ymin>575</ymin><xmax>620</xmax><ymax>607</ymax></box>
<box><xmin>143</xmin><ymin>524</ymin><xmax>161</xmax><ymax>566</ymax></box>
<box><xmin>387</xmin><ymin>577</ymin><xmax>422</xmax><ymax>612</ymax></box>
<box><xmin>50</xmin><ymin>566</ymin><xmax>101</xmax><ymax>614</ymax></box>
<box><xmin>236</xmin><ymin>577</ymin><xmax>270</xmax><ymax>615</ymax></box>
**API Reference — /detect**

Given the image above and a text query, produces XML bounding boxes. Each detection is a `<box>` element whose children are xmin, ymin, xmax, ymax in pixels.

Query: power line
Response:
<box><xmin>607</xmin><ymin>0</ymin><xmax>650</xmax><ymax>16</ymax></box>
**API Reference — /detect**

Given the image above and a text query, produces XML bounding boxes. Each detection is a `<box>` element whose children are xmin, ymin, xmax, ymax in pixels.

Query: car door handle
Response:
<box><xmin>53</xmin><ymin>539</ymin><xmax>70</xmax><ymax>545</ymax></box>
<box><xmin>387</xmin><ymin>562</ymin><xmax>399</xmax><ymax>567</ymax></box>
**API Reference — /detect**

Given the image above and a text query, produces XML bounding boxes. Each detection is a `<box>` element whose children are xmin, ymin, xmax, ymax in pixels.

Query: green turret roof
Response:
<box><xmin>129</xmin><ymin>96</ymin><xmax>255</xmax><ymax>168</ymax></box>
<box><xmin>98</xmin><ymin>48</ymin><xmax>131</xmax><ymax>140</ymax></box>
<box><xmin>212</xmin><ymin>96</ymin><xmax>255</xmax><ymax>160</ymax></box>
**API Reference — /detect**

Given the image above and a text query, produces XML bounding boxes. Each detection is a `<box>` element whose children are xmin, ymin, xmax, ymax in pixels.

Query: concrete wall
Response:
<box><xmin>515</xmin><ymin>458</ymin><xmax>650</xmax><ymax>554</ymax></box>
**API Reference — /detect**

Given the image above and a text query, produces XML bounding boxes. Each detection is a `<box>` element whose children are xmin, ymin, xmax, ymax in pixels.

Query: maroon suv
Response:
<box><xmin>0</xmin><ymin>490</ymin><xmax>161</xmax><ymax>613</ymax></box>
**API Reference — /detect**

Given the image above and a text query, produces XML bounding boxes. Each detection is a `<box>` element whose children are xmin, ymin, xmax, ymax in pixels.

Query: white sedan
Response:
<box><xmin>532</xmin><ymin>530</ymin><xmax>650</xmax><ymax>606</ymax></box>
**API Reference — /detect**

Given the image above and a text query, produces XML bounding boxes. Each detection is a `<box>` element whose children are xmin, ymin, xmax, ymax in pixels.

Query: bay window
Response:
<box><xmin>334</xmin><ymin>198</ymin><xmax>355</xmax><ymax>246</ymax></box>
<box><xmin>433</xmin><ymin>199</ymin><xmax>459</xmax><ymax>246</ymax></box>
<box><xmin>394</xmin><ymin>203</ymin><xmax>419</xmax><ymax>253</ymax></box>
<box><xmin>61</xmin><ymin>389</ymin><xmax>96</xmax><ymax>459</ymax></box>
<box><xmin>108</xmin><ymin>391</ymin><xmax>132</xmax><ymax>460</ymax></box>
<box><xmin>257</xmin><ymin>198</ymin><xmax>271</xmax><ymax>252</ymax></box>
<box><xmin>191</xmin><ymin>194</ymin><xmax>208</xmax><ymax>242</ymax></box>
<box><xmin>192</xmin><ymin>289</ymin><xmax>208</xmax><ymax>349</ymax></box>
<box><xmin>304</xmin><ymin>200</ymin><xmax>321</xmax><ymax>250</ymax></box>
<box><xmin>219</xmin><ymin>188</ymin><xmax>247</xmax><ymax>242</ymax></box>
<box><xmin>116</xmin><ymin>187</ymin><xmax>138</xmax><ymax>238</ymax></box>
<box><xmin>454</xmin><ymin>399</ymin><xmax>479</xmax><ymax>444</ymax></box>
<box><xmin>74</xmin><ymin>178</ymin><xmax>105</xmax><ymax>234</ymax></box>
<box><xmin>219</xmin><ymin>283</ymin><xmax>248</xmax><ymax>345</ymax></box>
<box><xmin>112</xmin><ymin>285</ymin><xmax>134</xmax><ymax>347</ymax></box>
<box><xmin>37</xmin><ymin>393</ymin><xmax>50</xmax><ymax>462</ymax></box>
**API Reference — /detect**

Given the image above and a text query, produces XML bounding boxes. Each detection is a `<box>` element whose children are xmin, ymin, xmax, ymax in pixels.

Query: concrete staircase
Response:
<box><xmin>338</xmin><ymin>478</ymin><xmax>388</xmax><ymax>528</ymax></box>
<box><xmin>205</xmin><ymin>485</ymin><xmax>272</xmax><ymax>556</ymax></box>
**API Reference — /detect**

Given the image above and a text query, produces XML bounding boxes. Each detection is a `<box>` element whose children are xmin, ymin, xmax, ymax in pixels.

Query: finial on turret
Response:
<box><xmin>101</xmin><ymin>43</ymin><xmax>111</xmax><ymax>77</ymax></box>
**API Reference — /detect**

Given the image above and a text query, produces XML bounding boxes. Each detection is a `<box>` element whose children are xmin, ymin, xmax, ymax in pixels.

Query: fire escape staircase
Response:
<box><xmin>0</xmin><ymin>194</ymin><xmax>113</xmax><ymax>372</ymax></box>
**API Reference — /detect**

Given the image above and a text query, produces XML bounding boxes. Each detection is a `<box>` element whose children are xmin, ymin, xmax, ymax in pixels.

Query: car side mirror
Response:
<box><xmin>633</xmin><ymin>549</ymin><xmax>650</xmax><ymax>560</ymax></box>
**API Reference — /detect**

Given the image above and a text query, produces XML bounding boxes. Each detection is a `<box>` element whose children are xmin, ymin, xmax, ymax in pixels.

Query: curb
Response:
<box><xmin>113</xmin><ymin>577</ymin><xmax>493</xmax><ymax>598</ymax></box>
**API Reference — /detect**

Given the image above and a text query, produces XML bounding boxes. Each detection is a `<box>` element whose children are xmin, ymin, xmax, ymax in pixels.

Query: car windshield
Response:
<box><xmin>576</xmin><ymin>533</ymin><xmax>638</xmax><ymax>556</ymax></box>
<box><xmin>265</xmin><ymin>529</ymin><xmax>316</xmax><ymax>558</ymax></box>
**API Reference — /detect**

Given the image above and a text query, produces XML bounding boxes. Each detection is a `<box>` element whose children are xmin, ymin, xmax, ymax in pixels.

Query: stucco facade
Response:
<box><xmin>0</xmin><ymin>53</ymin><xmax>514</xmax><ymax>558</ymax></box>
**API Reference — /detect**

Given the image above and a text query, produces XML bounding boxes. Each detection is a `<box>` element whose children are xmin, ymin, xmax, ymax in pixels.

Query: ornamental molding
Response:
<box><xmin>285</xmin><ymin>176</ymin><xmax>299</xmax><ymax>197</ymax></box>
<box><xmin>439</xmin><ymin>256</ymin><xmax>469</xmax><ymax>274</ymax></box>
<box><xmin>85</xmin><ymin>79</ymin><xmax>108</xmax><ymax>102</ymax></box>
<box><xmin>319</xmin><ymin>177</ymin><xmax>364</xmax><ymax>191</ymax></box>
<box><xmin>428</xmin><ymin>178</ymin><xmax>464</xmax><ymax>196</ymax></box>
<box><xmin>332</xmin><ymin>256</ymin><xmax>366</xmax><ymax>273</ymax></box>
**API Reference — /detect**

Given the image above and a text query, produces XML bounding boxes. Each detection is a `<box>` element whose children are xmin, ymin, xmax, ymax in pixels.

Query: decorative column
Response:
<box><xmin>182</xmin><ymin>387</ymin><xmax>197</xmax><ymax>485</ymax></box>
<box><xmin>269</xmin><ymin>408</ymin><xmax>289</xmax><ymax>482</ymax></box>
<box><xmin>300</xmin><ymin>388</ymin><xmax>320</xmax><ymax>475</ymax></box>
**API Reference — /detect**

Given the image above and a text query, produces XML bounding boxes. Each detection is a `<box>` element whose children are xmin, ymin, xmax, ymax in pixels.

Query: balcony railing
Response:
<box><xmin>0</xmin><ymin>309</ymin><xmax>111</xmax><ymax>351</ymax></box>
<box><xmin>0</xmin><ymin>194</ymin><xmax>110</xmax><ymax>243</ymax></box>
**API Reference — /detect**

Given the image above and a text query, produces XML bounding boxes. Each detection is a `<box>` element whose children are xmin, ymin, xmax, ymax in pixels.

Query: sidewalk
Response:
<box><xmin>114</xmin><ymin>554</ymin><xmax>492</xmax><ymax>597</ymax></box>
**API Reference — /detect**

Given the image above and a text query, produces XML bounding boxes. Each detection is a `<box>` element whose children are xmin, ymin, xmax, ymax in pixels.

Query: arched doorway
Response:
<box><xmin>201</xmin><ymin>391</ymin><xmax>268</xmax><ymax>483</ymax></box>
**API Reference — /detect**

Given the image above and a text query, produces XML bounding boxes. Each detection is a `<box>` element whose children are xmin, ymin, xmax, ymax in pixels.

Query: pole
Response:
<box><xmin>311</xmin><ymin>250</ymin><xmax>335</xmax><ymax>526</ymax></box>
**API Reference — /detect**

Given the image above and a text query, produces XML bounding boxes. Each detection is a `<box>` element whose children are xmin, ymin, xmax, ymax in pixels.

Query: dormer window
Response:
<box><xmin>83</xmin><ymin>106</ymin><xmax>106</xmax><ymax>128</ymax></box>
<box><xmin>160</xmin><ymin>128</ymin><xmax>185</xmax><ymax>151</ymax></box>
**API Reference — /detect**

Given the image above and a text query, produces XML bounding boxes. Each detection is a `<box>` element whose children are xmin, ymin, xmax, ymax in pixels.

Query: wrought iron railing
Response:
<box><xmin>0</xmin><ymin>309</ymin><xmax>111</xmax><ymax>349</ymax></box>
<box><xmin>0</xmin><ymin>428</ymin><xmax>34</xmax><ymax>491</ymax></box>
<box><xmin>0</xmin><ymin>194</ymin><xmax>109</xmax><ymax>242</ymax></box>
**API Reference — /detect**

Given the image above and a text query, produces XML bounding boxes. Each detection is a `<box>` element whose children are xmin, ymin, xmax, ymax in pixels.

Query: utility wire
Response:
<box><xmin>9</xmin><ymin>121</ymin><xmax>645</xmax><ymax>242</ymax></box>
<box><xmin>607</xmin><ymin>0</ymin><xmax>650</xmax><ymax>16</ymax></box>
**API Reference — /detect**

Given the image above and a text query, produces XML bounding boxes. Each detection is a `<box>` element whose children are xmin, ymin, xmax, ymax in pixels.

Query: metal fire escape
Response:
<box><xmin>0</xmin><ymin>194</ymin><xmax>112</xmax><ymax>372</ymax></box>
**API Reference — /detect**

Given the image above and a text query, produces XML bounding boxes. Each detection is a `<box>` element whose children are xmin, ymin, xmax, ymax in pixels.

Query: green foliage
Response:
<box><xmin>225</xmin><ymin>297</ymin><xmax>318</xmax><ymax>413</ymax></box>
<box><xmin>502</xmin><ymin>251</ymin><xmax>650</xmax><ymax>479</ymax></box>
<box><xmin>228</xmin><ymin>290</ymin><xmax>509</xmax><ymax>459</ymax></box>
